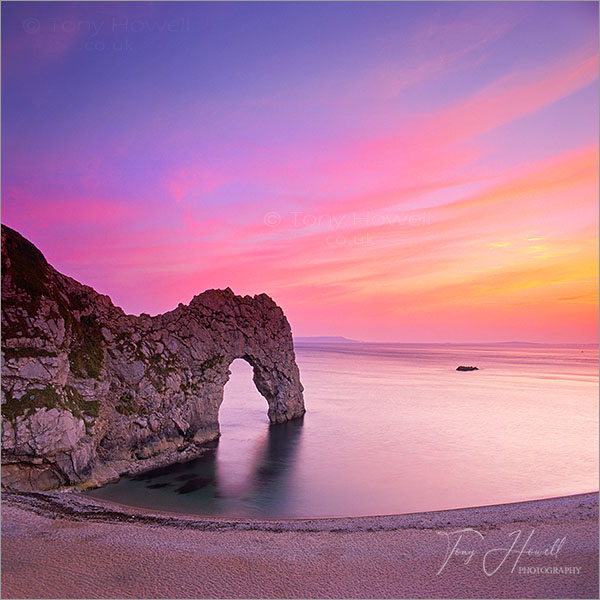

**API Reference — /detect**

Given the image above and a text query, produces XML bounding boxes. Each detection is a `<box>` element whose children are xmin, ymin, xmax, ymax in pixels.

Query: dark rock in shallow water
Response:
<box><xmin>174</xmin><ymin>477</ymin><xmax>212</xmax><ymax>494</ymax></box>
<box><xmin>456</xmin><ymin>365</ymin><xmax>479</xmax><ymax>371</ymax></box>
<box><xmin>1</xmin><ymin>225</ymin><xmax>305</xmax><ymax>491</ymax></box>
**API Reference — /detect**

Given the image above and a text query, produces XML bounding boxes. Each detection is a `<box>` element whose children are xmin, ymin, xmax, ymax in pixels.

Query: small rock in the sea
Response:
<box><xmin>456</xmin><ymin>365</ymin><xmax>478</xmax><ymax>371</ymax></box>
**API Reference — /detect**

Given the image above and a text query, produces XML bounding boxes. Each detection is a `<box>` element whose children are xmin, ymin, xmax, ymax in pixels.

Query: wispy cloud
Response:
<box><xmin>2</xmin><ymin>1</ymin><xmax>597</xmax><ymax>341</ymax></box>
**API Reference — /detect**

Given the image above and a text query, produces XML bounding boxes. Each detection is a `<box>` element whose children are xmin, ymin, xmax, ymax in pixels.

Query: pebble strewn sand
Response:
<box><xmin>1</xmin><ymin>492</ymin><xmax>598</xmax><ymax>599</ymax></box>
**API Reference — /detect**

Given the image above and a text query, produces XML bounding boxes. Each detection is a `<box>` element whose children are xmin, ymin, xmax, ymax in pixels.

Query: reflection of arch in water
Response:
<box><xmin>243</xmin><ymin>417</ymin><xmax>305</xmax><ymax>511</ymax></box>
<box><xmin>133</xmin><ymin>418</ymin><xmax>304</xmax><ymax>517</ymax></box>
<box><xmin>212</xmin><ymin>416</ymin><xmax>304</xmax><ymax>509</ymax></box>
<box><xmin>253</xmin><ymin>418</ymin><xmax>304</xmax><ymax>485</ymax></box>
<box><xmin>215</xmin><ymin>359</ymin><xmax>305</xmax><ymax>509</ymax></box>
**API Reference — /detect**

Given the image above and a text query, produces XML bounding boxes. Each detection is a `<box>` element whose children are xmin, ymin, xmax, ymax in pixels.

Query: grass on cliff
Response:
<box><xmin>116</xmin><ymin>392</ymin><xmax>136</xmax><ymax>416</ymax></box>
<box><xmin>2</xmin><ymin>347</ymin><xmax>58</xmax><ymax>360</ymax></box>
<box><xmin>2</xmin><ymin>385</ymin><xmax>99</xmax><ymax>422</ymax></box>
<box><xmin>1</xmin><ymin>226</ymin><xmax>71</xmax><ymax>331</ymax></box>
<box><xmin>2</xmin><ymin>386</ymin><xmax>61</xmax><ymax>421</ymax></box>
<box><xmin>68</xmin><ymin>315</ymin><xmax>105</xmax><ymax>379</ymax></box>
<box><xmin>1</xmin><ymin>227</ymin><xmax>53</xmax><ymax>338</ymax></box>
<box><xmin>2</xmin><ymin>225</ymin><xmax>49</xmax><ymax>301</ymax></box>
<box><xmin>115</xmin><ymin>392</ymin><xmax>147</xmax><ymax>416</ymax></box>
<box><xmin>199</xmin><ymin>355</ymin><xmax>224</xmax><ymax>373</ymax></box>
<box><xmin>2</xmin><ymin>226</ymin><xmax>105</xmax><ymax>380</ymax></box>
<box><xmin>65</xmin><ymin>386</ymin><xmax>100</xmax><ymax>418</ymax></box>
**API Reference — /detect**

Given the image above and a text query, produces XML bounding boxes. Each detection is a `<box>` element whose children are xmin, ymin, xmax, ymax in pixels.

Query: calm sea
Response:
<box><xmin>88</xmin><ymin>342</ymin><xmax>599</xmax><ymax>518</ymax></box>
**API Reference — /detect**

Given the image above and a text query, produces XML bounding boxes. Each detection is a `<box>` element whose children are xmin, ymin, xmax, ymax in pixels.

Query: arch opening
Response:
<box><xmin>217</xmin><ymin>358</ymin><xmax>272</xmax><ymax>496</ymax></box>
<box><xmin>214</xmin><ymin>358</ymin><xmax>305</xmax><ymax>503</ymax></box>
<box><xmin>221</xmin><ymin>358</ymin><xmax>271</xmax><ymax>428</ymax></box>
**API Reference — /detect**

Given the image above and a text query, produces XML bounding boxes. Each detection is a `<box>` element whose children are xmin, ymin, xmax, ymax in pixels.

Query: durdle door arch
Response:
<box><xmin>1</xmin><ymin>225</ymin><xmax>305</xmax><ymax>491</ymax></box>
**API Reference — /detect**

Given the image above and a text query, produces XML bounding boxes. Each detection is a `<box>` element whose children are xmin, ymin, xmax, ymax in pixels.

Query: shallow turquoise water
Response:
<box><xmin>88</xmin><ymin>343</ymin><xmax>599</xmax><ymax>517</ymax></box>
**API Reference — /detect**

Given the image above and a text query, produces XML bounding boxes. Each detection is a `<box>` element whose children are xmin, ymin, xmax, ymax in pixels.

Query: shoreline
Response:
<box><xmin>2</xmin><ymin>491</ymin><xmax>598</xmax><ymax>598</ymax></box>
<box><xmin>2</xmin><ymin>488</ymin><xmax>598</xmax><ymax>531</ymax></box>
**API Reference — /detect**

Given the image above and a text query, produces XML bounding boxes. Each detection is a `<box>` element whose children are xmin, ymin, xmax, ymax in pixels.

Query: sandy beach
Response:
<box><xmin>1</xmin><ymin>491</ymin><xmax>597</xmax><ymax>599</ymax></box>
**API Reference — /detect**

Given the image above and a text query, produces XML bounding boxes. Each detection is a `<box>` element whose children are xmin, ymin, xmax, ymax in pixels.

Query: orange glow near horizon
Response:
<box><xmin>2</xmin><ymin>1</ymin><xmax>598</xmax><ymax>342</ymax></box>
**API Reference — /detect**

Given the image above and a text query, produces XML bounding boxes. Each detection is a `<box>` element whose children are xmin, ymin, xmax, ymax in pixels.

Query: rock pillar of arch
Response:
<box><xmin>179</xmin><ymin>289</ymin><xmax>306</xmax><ymax>442</ymax></box>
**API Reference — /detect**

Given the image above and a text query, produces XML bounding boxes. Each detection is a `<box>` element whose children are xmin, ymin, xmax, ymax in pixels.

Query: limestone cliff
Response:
<box><xmin>1</xmin><ymin>225</ymin><xmax>305</xmax><ymax>491</ymax></box>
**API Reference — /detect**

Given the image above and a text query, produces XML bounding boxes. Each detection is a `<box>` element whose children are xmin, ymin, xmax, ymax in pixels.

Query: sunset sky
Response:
<box><xmin>2</xmin><ymin>1</ymin><xmax>598</xmax><ymax>343</ymax></box>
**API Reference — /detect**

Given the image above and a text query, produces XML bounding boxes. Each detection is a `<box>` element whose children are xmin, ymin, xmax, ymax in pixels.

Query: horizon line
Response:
<box><xmin>293</xmin><ymin>336</ymin><xmax>599</xmax><ymax>346</ymax></box>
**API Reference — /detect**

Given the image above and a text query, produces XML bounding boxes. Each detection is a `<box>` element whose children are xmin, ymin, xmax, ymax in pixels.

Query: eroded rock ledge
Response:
<box><xmin>1</xmin><ymin>225</ymin><xmax>305</xmax><ymax>491</ymax></box>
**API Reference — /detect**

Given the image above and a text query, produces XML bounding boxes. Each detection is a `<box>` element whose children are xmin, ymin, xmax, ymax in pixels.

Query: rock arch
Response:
<box><xmin>1</xmin><ymin>225</ymin><xmax>305</xmax><ymax>490</ymax></box>
<box><xmin>161</xmin><ymin>289</ymin><xmax>306</xmax><ymax>445</ymax></box>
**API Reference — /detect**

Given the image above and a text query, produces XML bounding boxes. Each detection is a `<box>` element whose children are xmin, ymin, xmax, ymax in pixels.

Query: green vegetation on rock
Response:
<box><xmin>1</xmin><ymin>226</ymin><xmax>49</xmax><ymax>301</ymax></box>
<box><xmin>69</xmin><ymin>315</ymin><xmax>105</xmax><ymax>378</ymax></box>
<box><xmin>146</xmin><ymin>353</ymin><xmax>178</xmax><ymax>392</ymax></box>
<box><xmin>65</xmin><ymin>386</ymin><xmax>99</xmax><ymax>418</ymax></box>
<box><xmin>2</xmin><ymin>347</ymin><xmax>58</xmax><ymax>360</ymax></box>
<box><xmin>2</xmin><ymin>386</ymin><xmax>61</xmax><ymax>420</ymax></box>
<box><xmin>116</xmin><ymin>391</ymin><xmax>146</xmax><ymax>416</ymax></box>
<box><xmin>1</xmin><ymin>226</ymin><xmax>87</xmax><ymax>343</ymax></box>
<box><xmin>2</xmin><ymin>385</ymin><xmax>99</xmax><ymax>422</ymax></box>
<box><xmin>199</xmin><ymin>355</ymin><xmax>224</xmax><ymax>373</ymax></box>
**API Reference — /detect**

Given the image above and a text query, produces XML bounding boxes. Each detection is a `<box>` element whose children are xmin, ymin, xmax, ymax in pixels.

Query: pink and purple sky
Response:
<box><xmin>2</xmin><ymin>1</ymin><xmax>598</xmax><ymax>342</ymax></box>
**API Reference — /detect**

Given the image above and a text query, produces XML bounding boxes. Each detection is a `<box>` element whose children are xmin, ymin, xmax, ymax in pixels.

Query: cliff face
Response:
<box><xmin>1</xmin><ymin>225</ymin><xmax>305</xmax><ymax>491</ymax></box>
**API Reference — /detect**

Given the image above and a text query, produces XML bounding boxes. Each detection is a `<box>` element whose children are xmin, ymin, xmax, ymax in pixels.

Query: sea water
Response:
<box><xmin>88</xmin><ymin>342</ymin><xmax>599</xmax><ymax>518</ymax></box>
